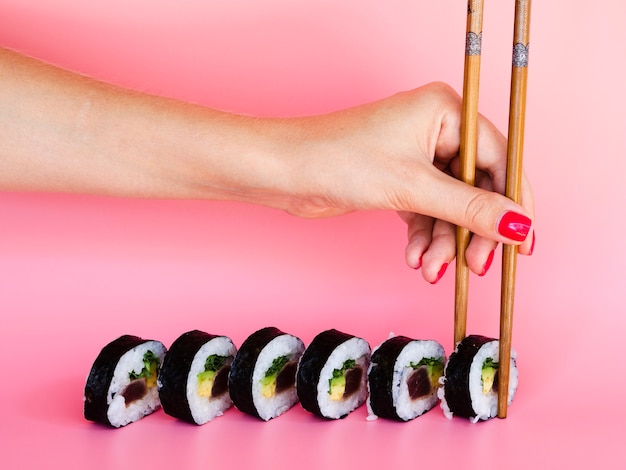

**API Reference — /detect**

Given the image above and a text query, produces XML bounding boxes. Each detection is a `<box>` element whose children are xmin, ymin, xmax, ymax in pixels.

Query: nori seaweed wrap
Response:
<box><xmin>84</xmin><ymin>334</ymin><xmax>166</xmax><ymax>427</ymax></box>
<box><xmin>158</xmin><ymin>330</ymin><xmax>236</xmax><ymax>425</ymax></box>
<box><xmin>439</xmin><ymin>334</ymin><xmax>518</xmax><ymax>423</ymax></box>
<box><xmin>297</xmin><ymin>329</ymin><xmax>371</xmax><ymax>419</ymax></box>
<box><xmin>228</xmin><ymin>327</ymin><xmax>304</xmax><ymax>421</ymax></box>
<box><xmin>367</xmin><ymin>335</ymin><xmax>445</xmax><ymax>421</ymax></box>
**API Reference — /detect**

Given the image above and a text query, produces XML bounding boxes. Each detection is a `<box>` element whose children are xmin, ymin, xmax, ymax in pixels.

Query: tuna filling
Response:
<box><xmin>407</xmin><ymin>366</ymin><xmax>431</xmax><ymax>399</ymax></box>
<box><xmin>122</xmin><ymin>378</ymin><xmax>147</xmax><ymax>405</ymax></box>
<box><xmin>408</xmin><ymin>357</ymin><xmax>444</xmax><ymax>399</ymax></box>
<box><xmin>123</xmin><ymin>350</ymin><xmax>160</xmax><ymax>406</ymax></box>
<box><xmin>329</xmin><ymin>359</ymin><xmax>363</xmax><ymax>400</ymax></box>
<box><xmin>210</xmin><ymin>365</ymin><xmax>231</xmax><ymax>398</ymax></box>
<box><xmin>261</xmin><ymin>355</ymin><xmax>295</xmax><ymax>397</ymax></box>
<box><xmin>275</xmin><ymin>361</ymin><xmax>297</xmax><ymax>394</ymax></box>
<box><xmin>197</xmin><ymin>355</ymin><xmax>233</xmax><ymax>398</ymax></box>
<box><xmin>343</xmin><ymin>367</ymin><xmax>363</xmax><ymax>398</ymax></box>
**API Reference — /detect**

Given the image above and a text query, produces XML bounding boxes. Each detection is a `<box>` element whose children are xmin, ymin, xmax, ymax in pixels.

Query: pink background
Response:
<box><xmin>1</xmin><ymin>1</ymin><xmax>625</xmax><ymax>468</ymax></box>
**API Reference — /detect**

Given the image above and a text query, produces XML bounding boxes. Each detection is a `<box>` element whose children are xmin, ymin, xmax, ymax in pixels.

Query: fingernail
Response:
<box><xmin>430</xmin><ymin>263</ymin><xmax>448</xmax><ymax>284</ymax></box>
<box><xmin>528</xmin><ymin>231</ymin><xmax>536</xmax><ymax>256</ymax></box>
<box><xmin>497</xmin><ymin>211</ymin><xmax>531</xmax><ymax>242</ymax></box>
<box><xmin>479</xmin><ymin>249</ymin><xmax>495</xmax><ymax>277</ymax></box>
<box><xmin>414</xmin><ymin>255</ymin><xmax>423</xmax><ymax>270</ymax></box>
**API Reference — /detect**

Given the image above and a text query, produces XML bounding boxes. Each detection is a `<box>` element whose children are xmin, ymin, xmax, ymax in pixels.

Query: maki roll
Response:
<box><xmin>84</xmin><ymin>335</ymin><xmax>167</xmax><ymax>428</ymax></box>
<box><xmin>439</xmin><ymin>334</ymin><xmax>518</xmax><ymax>423</ymax></box>
<box><xmin>229</xmin><ymin>327</ymin><xmax>305</xmax><ymax>421</ymax></box>
<box><xmin>297</xmin><ymin>329</ymin><xmax>371</xmax><ymax>419</ymax></box>
<box><xmin>367</xmin><ymin>335</ymin><xmax>445</xmax><ymax>421</ymax></box>
<box><xmin>158</xmin><ymin>330</ymin><xmax>237</xmax><ymax>425</ymax></box>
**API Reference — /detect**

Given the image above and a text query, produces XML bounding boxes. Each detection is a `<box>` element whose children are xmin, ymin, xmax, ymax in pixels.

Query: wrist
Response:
<box><xmin>175</xmin><ymin>111</ymin><xmax>305</xmax><ymax>212</ymax></box>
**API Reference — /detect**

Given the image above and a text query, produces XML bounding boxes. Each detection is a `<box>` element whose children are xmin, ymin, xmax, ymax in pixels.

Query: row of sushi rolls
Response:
<box><xmin>84</xmin><ymin>327</ymin><xmax>518</xmax><ymax>428</ymax></box>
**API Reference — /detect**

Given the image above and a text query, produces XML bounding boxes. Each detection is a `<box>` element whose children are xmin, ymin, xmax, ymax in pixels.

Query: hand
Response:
<box><xmin>281</xmin><ymin>82</ymin><xmax>535</xmax><ymax>283</ymax></box>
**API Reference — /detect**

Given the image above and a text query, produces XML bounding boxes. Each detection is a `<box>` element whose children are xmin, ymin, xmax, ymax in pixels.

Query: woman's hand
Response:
<box><xmin>282</xmin><ymin>82</ymin><xmax>535</xmax><ymax>283</ymax></box>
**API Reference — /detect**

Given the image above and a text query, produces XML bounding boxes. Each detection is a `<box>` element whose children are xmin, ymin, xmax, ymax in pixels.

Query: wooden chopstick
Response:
<box><xmin>455</xmin><ymin>0</ymin><xmax>484</xmax><ymax>346</ymax></box>
<box><xmin>498</xmin><ymin>0</ymin><xmax>532</xmax><ymax>419</ymax></box>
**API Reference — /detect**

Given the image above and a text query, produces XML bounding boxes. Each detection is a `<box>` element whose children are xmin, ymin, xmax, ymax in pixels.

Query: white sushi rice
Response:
<box><xmin>437</xmin><ymin>378</ymin><xmax>451</xmax><ymax>419</ymax></box>
<box><xmin>185</xmin><ymin>336</ymin><xmax>237</xmax><ymax>425</ymax></box>
<box><xmin>251</xmin><ymin>334</ymin><xmax>305</xmax><ymax>421</ymax></box>
<box><xmin>316</xmin><ymin>337</ymin><xmax>371</xmax><ymax>419</ymax></box>
<box><xmin>367</xmin><ymin>339</ymin><xmax>445</xmax><ymax>421</ymax></box>
<box><xmin>439</xmin><ymin>339</ymin><xmax>518</xmax><ymax>423</ymax></box>
<box><xmin>106</xmin><ymin>340</ymin><xmax>167</xmax><ymax>428</ymax></box>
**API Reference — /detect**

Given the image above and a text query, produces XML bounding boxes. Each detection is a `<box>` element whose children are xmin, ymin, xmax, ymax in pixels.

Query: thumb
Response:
<box><xmin>414</xmin><ymin>169</ymin><xmax>533</xmax><ymax>245</ymax></box>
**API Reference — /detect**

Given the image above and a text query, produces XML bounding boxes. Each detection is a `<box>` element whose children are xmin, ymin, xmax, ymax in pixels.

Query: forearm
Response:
<box><xmin>0</xmin><ymin>47</ymin><xmax>301</xmax><ymax>208</ymax></box>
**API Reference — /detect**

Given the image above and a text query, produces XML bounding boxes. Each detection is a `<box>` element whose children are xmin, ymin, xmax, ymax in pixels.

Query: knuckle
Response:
<box><xmin>427</xmin><ymin>82</ymin><xmax>461</xmax><ymax>105</ymax></box>
<box><xmin>463</xmin><ymin>191</ymin><xmax>493</xmax><ymax>230</ymax></box>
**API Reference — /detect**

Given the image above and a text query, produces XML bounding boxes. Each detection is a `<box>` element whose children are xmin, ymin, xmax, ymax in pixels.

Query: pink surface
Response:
<box><xmin>1</xmin><ymin>1</ymin><xmax>625</xmax><ymax>468</ymax></box>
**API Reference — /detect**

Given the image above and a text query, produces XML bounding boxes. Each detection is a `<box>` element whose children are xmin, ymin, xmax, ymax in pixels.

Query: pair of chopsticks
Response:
<box><xmin>454</xmin><ymin>0</ymin><xmax>532</xmax><ymax>419</ymax></box>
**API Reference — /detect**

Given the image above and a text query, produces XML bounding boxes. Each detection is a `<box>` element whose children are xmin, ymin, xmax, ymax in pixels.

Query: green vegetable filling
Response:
<box><xmin>264</xmin><ymin>355</ymin><xmax>290</xmax><ymax>378</ymax></box>
<box><xmin>260</xmin><ymin>355</ymin><xmax>291</xmax><ymax>397</ymax></box>
<box><xmin>204</xmin><ymin>354</ymin><xmax>229</xmax><ymax>373</ymax></box>
<box><xmin>128</xmin><ymin>350</ymin><xmax>160</xmax><ymax>387</ymax></box>
<box><xmin>328</xmin><ymin>359</ymin><xmax>356</xmax><ymax>400</ymax></box>
<box><xmin>197</xmin><ymin>354</ymin><xmax>229</xmax><ymax>382</ymax></box>
<box><xmin>481</xmin><ymin>357</ymin><xmax>499</xmax><ymax>394</ymax></box>
<box><xmin>409</xmin><ymin>357</ymin><xmax>444</xmax><ymax>390</ymax></box>
<box><xmin>197</xmin><ymin>354</ymin><xmax>231</xmax><ymax>398</ymax></box>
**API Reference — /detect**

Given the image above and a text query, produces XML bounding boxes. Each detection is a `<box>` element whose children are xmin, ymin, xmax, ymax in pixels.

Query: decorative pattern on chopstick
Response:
<box><xmin>512</xmin><ymin>43</ymin><xmax>529</xmax><ymax>67</ymax></box>
<box><xmin>512</xmin><ymin>0</ymin><xmax>530</xmax><ymax>68</ymax></box>
<box><xmin>465</xmin><ymin>32</ymin><xmax>482</xmax><ymax>56</ymax></box>
<box><xmin>465</xmin><ymin>0</ymin><xmax>483</xmax><ymax>56</ymax></box>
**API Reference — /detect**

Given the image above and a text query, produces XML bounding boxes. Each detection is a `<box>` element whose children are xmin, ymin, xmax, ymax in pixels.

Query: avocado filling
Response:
<box><xmin>481</xmin><ymin>357</ymin><xmax>499</xmax><ymax>394</ymax></box>
<box><xmin>197</xmin><ymin>354</ymin><xmax>231</xmax><ymax>398</ymax></box>
<box><xmin>261</xmin><ymin>355</ymin><xmax>293</xmax><ymax>398</ymax></box>
<box><xmin>408</xmin><ymin>357</ymin><xmax>444</xmax><ymax>400</ymax></box>
<box><xmin>123</xmin><ymin>350</ymin><xmax>160</xmax><ymax>405</ymax></box>
<box><xmin>328</xmin><ymin>359</ymin><xmax>362</xmax><ymax>401</ymax></box>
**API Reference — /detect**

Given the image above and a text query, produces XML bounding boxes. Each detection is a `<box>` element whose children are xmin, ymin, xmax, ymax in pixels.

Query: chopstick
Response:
<box><xmin>454</xmin><ymin>1</ymin><xmax>532</xmax><ymax>418</ymax></box>
<box><xmin>455</xmin><ymin>0</ymin><xmax>484</xmax><ymax>345</ymax></box>
<box><xmin>498</xmin><ymin>0</ymin><xmax>532</xmax><ymax>419</ymax></box>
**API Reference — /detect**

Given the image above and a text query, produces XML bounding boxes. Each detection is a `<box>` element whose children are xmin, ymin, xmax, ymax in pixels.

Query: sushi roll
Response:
<box><xmin>297</xmin><ymin>329</ymin><xmax>371</xmax><ymax>419</ymax></box>
<box><xmin>158</xmin><ymin>330</ymin><xmax>237</xmax><ymax>425</ymax></box>
<box><xmin>84</xmin><ymin>335</ymin><xmax>167</xmax><ymax>428</ymax></box>
<box><xmin>229</xmin><ymin>327</ymin><xmax>305</xmax><ymax>421</ymax></box>
<box><xmin>367</xmin><ymin>335</ymin><xmax>445</xmax><ymax>421</ymax></box>
<box><xmin>439</xmin><ymin>334</ymin><xmax>518</xmax><ymax>423</ymax></box>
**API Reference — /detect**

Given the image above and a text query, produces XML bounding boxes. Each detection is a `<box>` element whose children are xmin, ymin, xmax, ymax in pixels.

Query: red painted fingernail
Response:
<box><xmin>414</xmin><ymin>255</ymin><xmax>423</xmax><ymax>270</ymax></box>
<box><xmin>497</xmin><ymin>211</ymin><xmax>531</xmax><ymax>242</ymax></box>
<box><xmin>528</xmin><ymin>231</ymin><xmax>536</xmax><ymax>256</ymax></box>
<box><xmin>430</xmin><ymin>263</ymin><xmax>448</xmax><ymax>284</ymax></box>
<box><xmin>479</xmin><ymin>249</ymin><xmax>495</xmax><ymax>277</ymax></box>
